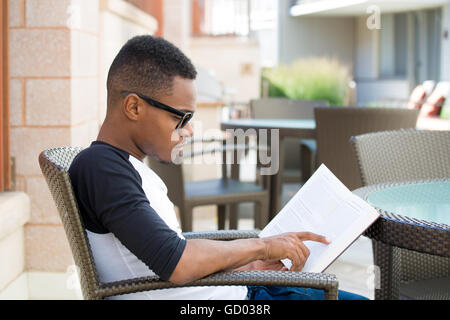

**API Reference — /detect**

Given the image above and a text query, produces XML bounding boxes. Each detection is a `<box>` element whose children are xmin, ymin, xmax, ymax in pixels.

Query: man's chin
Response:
<box><xmin>157</xmin><ymin>159</ymin><xmax>172</xmax><ymax>165</ymax></box>
<box><xmin>147</xmin><ymin>153</ymin><xmax>171</xmax><ymax>165</ymax></box>
<box><xmin>148</xmin><ymin>150</ymin><xmax>183</xmax><ymax>165</ymax></box>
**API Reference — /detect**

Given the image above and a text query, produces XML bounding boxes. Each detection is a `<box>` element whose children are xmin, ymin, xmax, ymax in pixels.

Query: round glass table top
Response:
<box><xmin>366</xmin><ymin>181</ymin><xmax>450</xmax><ymax>225</ymax></box>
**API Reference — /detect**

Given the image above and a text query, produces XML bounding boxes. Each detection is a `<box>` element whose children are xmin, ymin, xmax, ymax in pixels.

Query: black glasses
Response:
<box><xmin>121</xmin><ymin>91</ymin><xmax>193</xmax><ymax>129</ymax></box>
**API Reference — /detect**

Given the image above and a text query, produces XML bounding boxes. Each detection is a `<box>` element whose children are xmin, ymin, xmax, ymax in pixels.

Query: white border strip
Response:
<box><xmin>290</xmin><ymin>0</ymin><xmax>368</xmax><ymax>16</ymax></box>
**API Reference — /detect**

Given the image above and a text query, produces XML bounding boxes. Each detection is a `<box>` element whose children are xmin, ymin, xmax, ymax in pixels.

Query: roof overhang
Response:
<box><xmin>290</xmin><ymin>0</ymin><xmax>448</xmax><ymax>17</ymax></box>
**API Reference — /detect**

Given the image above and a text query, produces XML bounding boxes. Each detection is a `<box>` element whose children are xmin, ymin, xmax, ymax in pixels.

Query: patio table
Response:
<box><xmin>220</xmin><ymin>119</ymin><xmax>316</xmax><ymax>219</ymax></box>
<box><xmin>353</xmin><ymin>179</ymin><xmax>450</xmax><ymax>299</ymax></box>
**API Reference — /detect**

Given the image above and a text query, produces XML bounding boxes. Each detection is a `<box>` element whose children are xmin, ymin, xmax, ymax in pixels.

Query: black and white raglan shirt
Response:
<box><xmin>68</xmin><ymin>141</ymin><xmax>248</xmax><ymax>300</ymax></box>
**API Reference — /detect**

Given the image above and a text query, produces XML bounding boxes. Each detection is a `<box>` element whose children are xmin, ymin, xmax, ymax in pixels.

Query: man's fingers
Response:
<box><xmin>288</xmin><ymin>251</ymin><xmax>302</xmax><ymax>272</ymax></box>
<box><xmin>297</xmin><ymin>240</ymin><xmax>310</xmax><ymax>260</ymax></box>
<box><xmin>294</xmin><ymin>243</ymin><xmax>307</xmax><ymax>271</ymax></box>
<box><xmin>288</xmin><ymin>232</ymin><xmax>328</xmax><ymax>271</ymax></box>
<box><xmin>263</xmin><ymin>232</ymin><xmax>330</xmax><ymax>270</ymax></box>
<box><xmin>295</xmin><ymin>232</ymin><xmax>331</xmax><ymax>244</ymax></box>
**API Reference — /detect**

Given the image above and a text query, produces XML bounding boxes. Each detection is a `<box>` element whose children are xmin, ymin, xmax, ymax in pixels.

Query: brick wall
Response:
<box><xmin>9</xmin><ymin>0</ymin><xmax>100</xmax><ymax>272</ymax></box>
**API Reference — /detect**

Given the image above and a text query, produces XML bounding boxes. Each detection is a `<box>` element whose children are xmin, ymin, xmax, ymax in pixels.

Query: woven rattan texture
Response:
<box><xmin>352</xmin><ymin>129</ymin><xmax>450</xmax><ymax>186</ymax></box>
<box><xmin>373</xmin><ymin>242</ymin><xmax>401</xmax><ymax>299</ymax></box>
<box><xmin>39</xmin><ymin>147</ymin><xmax>99</xmax><ymax>299</ymax></box>
<box><xmin>357</xmin><ymin>181</ymin><xmax>450</xmax><ymax>299</ymax></box>
<box><xmin>39</xmin><ymin>147</ymin><xmax>339</xmax><ymax>300</ymax></box>
<box><xmin>352</xmin><ymin>130</ymin><xmax>450</xmax><ymax>299</ymax></box>
<box><xmin>182</xmin><ymin>229</ymin><xmax>261</xmax><ymax>240</ymax></box>
<box><xmin>98</xmin><ymin>270</ymin><xmax>338</xmax><ymax>299</ymax></box>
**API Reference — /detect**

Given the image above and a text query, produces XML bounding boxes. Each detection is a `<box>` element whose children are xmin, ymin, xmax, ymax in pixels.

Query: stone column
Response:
<box><xmin>9</xmin><ymin>0</ymin><xmax>99</xmax><ymax>274</ymax></box>
<box><xmin>163</xmin><ymin>0</ymin><xmax>191</xmax><ymax>53</ymax></box>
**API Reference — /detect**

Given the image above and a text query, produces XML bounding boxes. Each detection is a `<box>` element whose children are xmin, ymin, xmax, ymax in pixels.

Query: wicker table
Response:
<box><xmin>353</xmin><ymin>179</ymin><xmax>450</xmax><ymax>299</ymax></box>
<box><xmin>221</xmin><ymin>119</ymin><xmax>316</xmax><ymax>219</ymax></box>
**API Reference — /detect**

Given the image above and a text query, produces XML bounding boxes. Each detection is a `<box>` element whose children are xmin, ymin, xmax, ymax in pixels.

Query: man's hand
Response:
<box><xmin>261</xmin><ymin>232</ymin><xmax>330</xmax><ymax>271</ymax></box>
<box><xmin>170</xmin><ymin>231</ymin><xmax>330</xmax><ymax>284</ymax></box>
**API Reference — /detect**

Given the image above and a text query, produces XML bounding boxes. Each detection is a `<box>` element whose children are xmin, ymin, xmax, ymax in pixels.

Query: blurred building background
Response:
<box><xmin>286</xmin><ymin>0</ymin><xmax>450</xmax><ymax>105</ymax></box>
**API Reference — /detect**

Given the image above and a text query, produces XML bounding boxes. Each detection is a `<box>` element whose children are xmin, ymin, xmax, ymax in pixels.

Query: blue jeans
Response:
<box><xmin>247</xmin><ymin>286</ymin><xmax>369</xmax><ymax>300</ymax></box>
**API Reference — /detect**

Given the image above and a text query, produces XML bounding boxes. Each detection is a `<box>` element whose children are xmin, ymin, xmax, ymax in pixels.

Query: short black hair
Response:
<box><xmin>106</xmin><ymin>35</ymin><xmax>197</xmax><ymax>108</ymax></box>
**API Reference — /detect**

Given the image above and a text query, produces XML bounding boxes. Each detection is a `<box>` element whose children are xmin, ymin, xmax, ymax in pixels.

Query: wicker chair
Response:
<box><xmin>38</xmin><ymin>146</ymin><xmax>339</xmax><ymax>300</ymax></box>
<box><xmin>314</xmin><ymin>107</ymin><xmax>419</xmax><ymax>191</ymax></box>
<box><xmin>351</xmin><ymin>129</ymin><xmax>450</xmax><ymax>300</ymax></box>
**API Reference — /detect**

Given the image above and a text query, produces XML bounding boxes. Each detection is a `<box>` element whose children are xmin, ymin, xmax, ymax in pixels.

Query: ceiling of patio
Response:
<box><xmin>290</xmin><ymin>0</ymin><xmax>449</xmax><ymax>17</ymax></box>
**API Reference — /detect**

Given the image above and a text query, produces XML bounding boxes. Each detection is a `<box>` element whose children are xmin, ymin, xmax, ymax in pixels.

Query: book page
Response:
<box><xmin>259</xmin><ymin>164</ymin><xmax>380</xmax><ymax>273</ymax></box>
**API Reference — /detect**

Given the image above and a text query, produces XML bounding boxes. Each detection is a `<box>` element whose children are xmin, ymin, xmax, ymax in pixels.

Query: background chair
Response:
<box><xmin>38</xmin><ymin>147</ymin><xmax>338</xmax><ymax>300</ymax></box>
<box><xmin>422</xmin><ymin>80</ymin><xmax>436</xmax><ymax>97</ymax></box>
<box><xmin>407</xmin><ymin>84</ymin><xmax>427</xmax><ymax>110</ymax></box>
<box><xmin>351</xmin><ymin>129</ymin><xmax>450</xmax><ymax>300</ymax></box>
<box><xmin>407</xmin><ymin>80</ymin><xmax>435</xmax><ymax>110</ymax></box>
<box><xmin>250</xmin><ymin>98</ymin><xmax>329</xmax><ymax>183</ymax></box>
<box><xmin>147</xmin><ymin>140</ymin><xmax>270</xmax><ymax>232</ymax></box>
<box><xmin>314</xmin><ymin>107</ymin><xmax>420</xmax><ymax>191</ymax></box>
<box><xmin>419</xmin><ymin>81</ymin><xmax>450</xmax><ymax>117</ymax></box>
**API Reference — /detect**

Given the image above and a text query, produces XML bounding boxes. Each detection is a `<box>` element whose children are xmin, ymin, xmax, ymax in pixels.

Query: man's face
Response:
<box><xmin>134</xmin><ymin>76</ymin><xmax>196</xmax><ymax>163</ymax></box>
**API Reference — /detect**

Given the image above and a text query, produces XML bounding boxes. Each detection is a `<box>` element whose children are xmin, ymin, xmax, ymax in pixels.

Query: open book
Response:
<box><xmin>259</xmin><ymin>164</ymin><xmax>380</xmax><ymax>273</ymax></box>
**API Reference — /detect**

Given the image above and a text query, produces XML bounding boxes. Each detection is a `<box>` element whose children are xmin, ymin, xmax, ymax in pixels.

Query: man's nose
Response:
<box><xmin>184</xmin><ymin>122</ymin><xmax>194</xmax><ymax>138</ymax></box>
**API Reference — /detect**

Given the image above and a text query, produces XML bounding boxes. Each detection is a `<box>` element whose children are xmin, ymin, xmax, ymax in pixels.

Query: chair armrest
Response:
<box><xmin>97</xmin><ymin>230</ymin><xmax>339</xmax><ymax>300</ymax></box>
<box><xmin>182</xmin><ymin>229</ymin><xmax>261</xmax><ymax>240</ymax></box>
<box><xmin>98</xmin><ymin>270</ymin><xmax>339</xmax><ymax>300</ymax></box>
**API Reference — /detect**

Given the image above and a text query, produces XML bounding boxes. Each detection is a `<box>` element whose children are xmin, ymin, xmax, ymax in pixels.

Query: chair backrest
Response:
<box><xmin>38</xmin><ymin>147</ymin><xmax>101</xmax><ymax>300</ymax></box>
<box><xmin>250</xmin><ymin>97</ymin><xmax>329</xmax><ymax>120</ymax></box>
<box><xmin>314</xmin><ymin>107</ymin><xmax>420</xmax><ymax>190</ymax></box>
<box><xmin>407</xmin><ymin>85</ymin><xmax>426</xmax><ymax>109</ymax></box>
<box><xmin>251</xmin><ymin>98</ymin><xmax>329</xmax><ymax>169</ymax></box>
<box><xmin>422</xmin><ymin>80</ymin><xmax>436</xmax><ymax>96</ymax></box>
<box><xmin>420</xmin><ymin>81</ymin><xmax>450</xmax><ymax>117</ymax></box>
<box><xmin>351</xmin><ymin>129</ymin><xmax>450</xmax><ymax>186</ymax></box>
<box><xmin>146</xmin><ymin>157</ymin><xmax>186</xmax><ymax>207</ymax></box>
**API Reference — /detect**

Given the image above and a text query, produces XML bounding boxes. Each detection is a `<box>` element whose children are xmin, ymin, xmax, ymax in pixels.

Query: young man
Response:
<box><xmin>69</xmin><ymin>35</ymin><xmax>366</xmax><ymax>300</ymax></box>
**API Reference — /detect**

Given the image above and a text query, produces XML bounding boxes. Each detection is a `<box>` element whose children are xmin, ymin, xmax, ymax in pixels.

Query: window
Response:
<box><xmin>379</xmin><ymin>13</ymin><xmax>408</xmax><ymax>78</ymax></box>
<box><xmin>193</xmin><ymin>0</ymin><xmax>250</xmax><ymax>36</ymax></box>
<box><xmin>379</xmin><ymin>8</ymin><xmax>442</xmax><ymax>85</ymax></box>
<box><xmin>192</xmin><ymin>0</ymin><xmax>277</xmax><ymax>37</ymax></box>
<box><xmin>414</xmin><ymin>8</ymin><xmax>442</xmax><ymax>84</ymax></box>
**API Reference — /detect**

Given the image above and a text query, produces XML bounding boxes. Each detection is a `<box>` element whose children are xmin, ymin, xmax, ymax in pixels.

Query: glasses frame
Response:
<box><xmin>121</xmin><ymin>91</ymin><xmax>193</xmax><ymax>129</ymax></box>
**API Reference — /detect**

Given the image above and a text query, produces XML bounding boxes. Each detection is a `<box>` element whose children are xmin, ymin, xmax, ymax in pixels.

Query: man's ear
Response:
<box><xmin>122</xmin><ymin>94</ymin><xmax>141</xmax><ymax>121</ymax></box>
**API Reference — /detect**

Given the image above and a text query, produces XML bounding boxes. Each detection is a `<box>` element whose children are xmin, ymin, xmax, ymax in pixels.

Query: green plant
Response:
<box><xmin>440</xmin><ymin>101</ymin><xmax>450</xmax><ymax>119</ymax></box>
<box><xmin>262</xmin><ymin>57</ymin><xmax>351</xmax><ymax>106</ymax></box>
